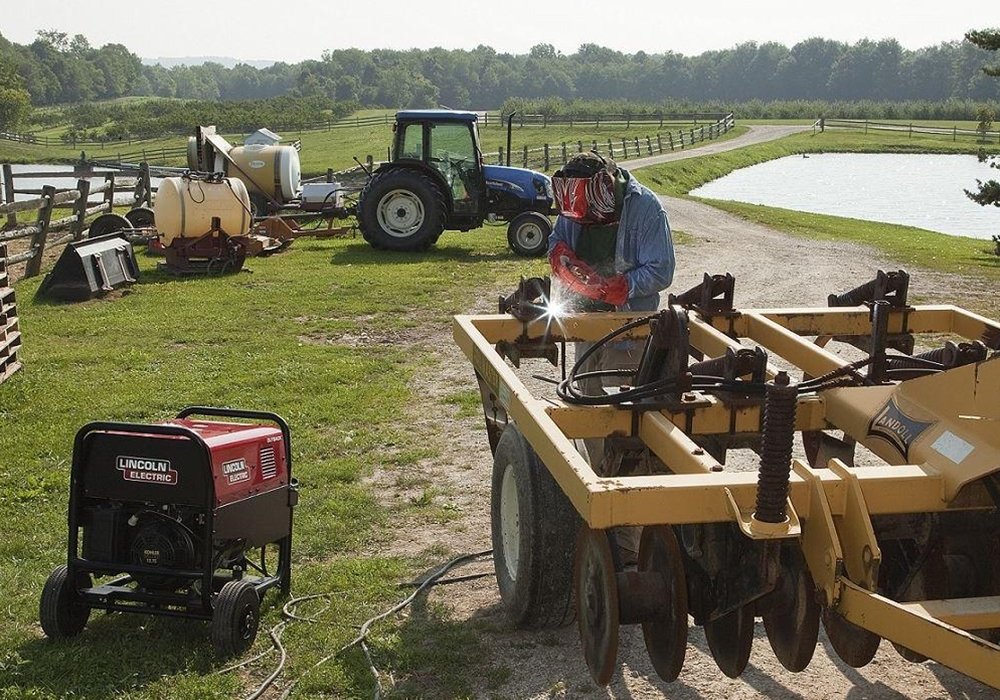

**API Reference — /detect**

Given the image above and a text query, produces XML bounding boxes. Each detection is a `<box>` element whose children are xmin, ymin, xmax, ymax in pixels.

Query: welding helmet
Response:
<box><xmin>551</xmin><ymin>152</ymin><xmax>619</xmax><ymax>225</ymax></box>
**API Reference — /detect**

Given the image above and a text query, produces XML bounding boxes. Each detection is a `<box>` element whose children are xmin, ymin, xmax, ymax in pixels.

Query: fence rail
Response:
<box><xmin>816</xmin><ymin>118</ymin><xmax>1000</xmax><ymax>142</ymax></box>
<box><xmin>0</xmin><ymin>111</ymin><xmax>734</xmax><ymax>150</ymax></box>
<box><xmin>0</xmin><ymin>164</ymin><xmax>154</xmax><ymax>281</ymax></box>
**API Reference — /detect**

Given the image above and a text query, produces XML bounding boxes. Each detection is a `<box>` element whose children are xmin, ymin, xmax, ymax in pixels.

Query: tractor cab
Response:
<box><xmin>392</xmin><ymin>110</ymin><xmax>485</xmax><ymax>226</ymax></box>
<box><xmin>358</xmin><ymin>110</ymin><xmax>554</xmax><ymax>256</ymax></box>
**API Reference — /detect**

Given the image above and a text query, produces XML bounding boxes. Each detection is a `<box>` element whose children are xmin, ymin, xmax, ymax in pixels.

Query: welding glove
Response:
<box><xmin>549</xmin><ymin>241</ymin><xmax>629</xmax><ymax>307</ymax></box>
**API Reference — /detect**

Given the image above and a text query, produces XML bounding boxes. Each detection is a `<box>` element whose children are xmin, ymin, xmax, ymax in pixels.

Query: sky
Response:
<box><xmin>0</xmin><ymin>0</ymin><xmax>992</xmax><ymax>63</ymax></box>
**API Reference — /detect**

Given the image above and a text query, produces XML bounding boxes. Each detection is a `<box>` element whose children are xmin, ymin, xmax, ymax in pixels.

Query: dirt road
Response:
<box><xmin>369</xmin><ymin>147</ymin><xmax>999</xmax><ymax>698</ymax></box>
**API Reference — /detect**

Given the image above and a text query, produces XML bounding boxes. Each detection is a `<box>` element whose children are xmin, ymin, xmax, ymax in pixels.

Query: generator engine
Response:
<box><xmin>40</xmin><ymin>407</ymin><xmax>298</xmax><ymax>657</ymax></box>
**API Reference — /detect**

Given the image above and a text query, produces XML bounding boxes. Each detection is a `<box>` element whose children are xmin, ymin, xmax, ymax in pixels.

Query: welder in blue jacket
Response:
<box><xmin>548</xmin><ymin>151</ymin><xmax>675</xmax><ymax>313</ymax></box>
<box><xmin>548</xmin><ymin>152</ymin><xmax>676</xmax><ymax>531</ymax></box>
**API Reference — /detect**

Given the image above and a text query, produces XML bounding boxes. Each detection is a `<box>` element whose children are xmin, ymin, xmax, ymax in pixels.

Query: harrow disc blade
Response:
<box><xmin>638</xmin><ymin>525</ymin><xmax>688</xmax><ymax>682</ymax></box>
<box><xmin>574</xmin><ymin>525</ymin><xmax>620</xmax><ymax>687</ymax></box>
<box><xmin>822</xmin><ymin>607</ymin><xmax>880</xmax><ymax>667</ymax></box>
<box><xmin>704</xmin><ymin>604</ymin><xmax>754</xmax><ymax>678</ymax></box>
<box><xmin>762</xmin><ymin>549</ymin><xmax>820</xmax><ymax>672</ymax></box>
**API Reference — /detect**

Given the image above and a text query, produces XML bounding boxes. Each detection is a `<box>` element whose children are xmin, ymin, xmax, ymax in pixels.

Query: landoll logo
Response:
<box><xmin>867</xmin><ymin>399</ymin><xmax>934</xmax><ymax>459</ymax></box>
<box><xmin>222</xmin><ymin>458</ymin><xmax>250</xmax><ymax>485</ymax></box>
<box><xmin>116</xmin><ymin>456</ymin><xmax>178</xmax><ymax>485</ymax></box>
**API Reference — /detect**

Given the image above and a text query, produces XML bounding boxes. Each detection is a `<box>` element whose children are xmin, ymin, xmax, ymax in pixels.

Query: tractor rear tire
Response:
<box><xmin>507</xmin><ymin>212</ymin><xmax>551</xmax><ymax>257</ymax></box>
<box><xmin>39</xmin><ymin>565</ymin><xmax>91</xmax><ymax>639</ymax></box>
<box><xmin>212</xmin><ymin>580</ymin><xmax>260</xmax><ymax>658</ymax></box>
<box><xmin>491</xmin><ymin>423</ymin><xmax>580</xmax><ymax>629</ymax></box>
<box><xmin>359</xmin><ymin>169</ymin><xmax>446</xmax><ymax>252</ymax></box>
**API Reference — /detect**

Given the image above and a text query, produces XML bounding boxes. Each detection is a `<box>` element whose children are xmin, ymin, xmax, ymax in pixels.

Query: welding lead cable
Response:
<box><xmin>240</xmin><ymin>550</ymin><xmax>494</xmax><ymax>700</ymax></box>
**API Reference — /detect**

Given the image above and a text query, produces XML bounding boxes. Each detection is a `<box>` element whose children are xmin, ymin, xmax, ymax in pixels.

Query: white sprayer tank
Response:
<box><xmin>214</xmin><ymin>144</ymin><xmax>301</xmax><ymax>203</ymax></box>
<box><xmin>154</xmin><ymin>176</ymin><xmax>252</xmax><ymax>245</ymax></box>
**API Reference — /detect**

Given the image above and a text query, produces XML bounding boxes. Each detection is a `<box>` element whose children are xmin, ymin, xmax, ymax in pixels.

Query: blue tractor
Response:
<box><xmin>357</xmin><ymin>110</ymin><xmax>554</xmax><ymax>256</ymax></box>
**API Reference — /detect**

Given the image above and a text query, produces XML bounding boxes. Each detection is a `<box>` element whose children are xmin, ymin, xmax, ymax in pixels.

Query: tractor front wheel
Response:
<box><xmin>359</xmin><ymin>169</ymin><xmax>446</xmax><ymax>251</ymax></box>
<box><xmin>506</xmin><ymin>212</ymin><xmax>551</xmax><ymax>257</ymax></box>
<box><xmin>491</xmin><ymin>423</ymin><xmax>579</xmax><ymax>629</ymax></box>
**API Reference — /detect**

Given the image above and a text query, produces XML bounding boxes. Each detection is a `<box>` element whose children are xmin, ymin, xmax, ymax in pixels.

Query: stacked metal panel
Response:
<box><xmin>0</xmin><ymin>243</ymin><xmax>21</xmax><ymax>384</ymax></box>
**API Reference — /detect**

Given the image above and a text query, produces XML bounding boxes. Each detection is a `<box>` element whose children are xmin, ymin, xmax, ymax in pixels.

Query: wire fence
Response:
<box><xmin>814</xmin><ymin>118</ymin><xmax>1000</xmax><ymax>143</ymax></box>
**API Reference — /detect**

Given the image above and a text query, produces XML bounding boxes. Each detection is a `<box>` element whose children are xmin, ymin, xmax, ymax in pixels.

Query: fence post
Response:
<box><xmin>2</xmin><ymin>164</ymin><xmax>15</xmax><ymax>230</ymax></box>
<box><xmin>657</xmin><ymin>134</ymin><xmax>663</xmax><ymax>153</ymax></box>
<box><xmin>668</xmin><ymin>132</ymin><xmax>674</xmax><ymax>150</ymax></box>
<box><xmin>25</xmin><ymin>185</ymin><xmax>55</xmax><ymax>278</ymax></box>
<box><xmin>561</xmin><ymin>142</ymin><xmax>567</xmax><ymax>163</ymax></box>
<box><xmin>103</xmin><ymin>173</ymin><xmax>116</xmax><ymax>212</ymax></box>
<box><xmin>953</xmin><ymin>126</ymin><xmax>957</xmax><ymax>142</ymax></box>
<box><xmin>608</xmin><ymin>138</ymin><xmax>614</xmax><ymax>158</ymax></box>
<box><xmin>73</xmin><ymin>179</ymin><xmax>91</xmax><ymax>240</ymax></box>
<box><xmin>577</xmin><ymin>140</ymin><xmax>583</xmax><ymax>153</ymax></box>
<box><xmin>327</xmin><ymin>168</ymin><xmax>334</xmax><ymax>183</ymax></box>
<box><xmin>634</xmin><ymin>137</ymin><xmax>640</xmax><ymax>154</ymax></box>
<box><xmin>659</xmin><ymin>112</ymin><xmax>663</xmax><ymax>128</ymax></box>
<box><xmin>591</xmin><ymin>139</ymin><xmax>597</xmax><ymax>153</ymax></box>
<box><xmin>621</xmin><ymin>138</ymin><xmax>628</xmax><ymax>158</ymax></box>
<box><xmin>543</xmin><ymin>144</ymin><xmax>549</xmax><ymax>170</ymax></box>
<box><xmin>522</xmin><ymin>145</ymin><xmax>528</xmax><ymax>168</ymax></box>
<box><xmin>484</xmin><ymin>112</ymin><xmax>488</xmax><ymax>127</ymax></box>
<box><xmin>498</xmin><ymin>147</ymin><xmax>504</xmax><ymax>165</ymax></box>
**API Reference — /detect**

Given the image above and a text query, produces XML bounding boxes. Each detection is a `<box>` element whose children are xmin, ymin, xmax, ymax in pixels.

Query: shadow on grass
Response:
<box><xmin>328</xmin><ymin>243</ymin><xmax>523</xmax><ymax>267</ymax></box>
<box><xmin>10</xmin><ymin>613</ymin><xmax>225</xmax><ymax>697</ymax></box>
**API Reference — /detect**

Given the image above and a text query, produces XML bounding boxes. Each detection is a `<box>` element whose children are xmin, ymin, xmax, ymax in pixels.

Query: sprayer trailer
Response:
<box><xmin>455</xmin><ymin>271</ymin><xmax>1000</xmax><ymax>688</ymax></box>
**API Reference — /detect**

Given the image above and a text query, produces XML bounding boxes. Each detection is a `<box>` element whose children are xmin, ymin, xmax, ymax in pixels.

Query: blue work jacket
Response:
<box><xmin>547</xmin><ymin>170</ymin><xmax>675</xmax><ymax>312</ymax></box>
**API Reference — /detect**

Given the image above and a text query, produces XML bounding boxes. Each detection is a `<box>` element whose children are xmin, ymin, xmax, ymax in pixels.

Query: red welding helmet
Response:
<box><xmin>552</xmin><ymin>152</ymin><xmax>618</xmax><ymax>225</ymax></box>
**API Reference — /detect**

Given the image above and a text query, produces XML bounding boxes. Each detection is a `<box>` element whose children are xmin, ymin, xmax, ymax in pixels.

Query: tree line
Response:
<box><xmin>1</xmin><ymin>30</ymin><xmax>999</xmax><ymax>134</ymax></box>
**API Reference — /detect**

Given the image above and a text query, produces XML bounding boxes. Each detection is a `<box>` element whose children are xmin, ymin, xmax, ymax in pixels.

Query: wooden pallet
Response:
<box><xmin>0</xmin><ymin>243</ymin><xmax>20</xmax><ymax>384</ymax></box>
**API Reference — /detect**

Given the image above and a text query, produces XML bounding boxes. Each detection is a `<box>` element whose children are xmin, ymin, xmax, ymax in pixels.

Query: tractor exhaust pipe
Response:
<box><xmin>506</xmin><ymin>111</ymin><xmax>516</xmax><ymax>167</ymax></box>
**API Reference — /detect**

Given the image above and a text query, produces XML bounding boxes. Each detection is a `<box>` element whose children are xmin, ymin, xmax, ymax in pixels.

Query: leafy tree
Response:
<box><xmin>964</xmin><ymin>29</ymin><xmax>1000</xmax><ymax>207</ymax></box>
<box><xmin>0</xmin><ymin>53</ymin><xmax>31</xmax><ymax>129</ymax></box>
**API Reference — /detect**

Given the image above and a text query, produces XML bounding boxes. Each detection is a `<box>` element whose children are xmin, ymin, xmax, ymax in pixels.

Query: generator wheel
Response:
<box><xmin>87</xmin><ymin>213</ymin><xmax>131</xmax><ymax>239</ymax></box>
<box><xmin>491</xmin><ymin>423</ymin><xmax>580</xmax><ymax>629</ymax></box>
<box><xmin>359</xmin><ymin>169</ymin><xmax>446</xmax><ymax>252</ymax></box>
<box><xmin>39</xmin><ymin>565</ymin><xmax>91</xmax><ymax>639</ymax></box>
<box><xmin>506</xmin><ymin>212</ymin><xmax>551</xmax><ymax>257</ymax></box>
<box><xmin>212</xmin><ymin>580</ymin><xmax>260</xmax><ymax>658</ymax></box>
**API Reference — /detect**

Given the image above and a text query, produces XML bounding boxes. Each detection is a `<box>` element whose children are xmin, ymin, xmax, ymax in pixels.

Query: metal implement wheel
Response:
<box><xmin>506</xmin><ymin>211</ymin><xmax>551</xmax><ymax>257</ymax></box>
<box><xmin>638</xmin><ymin>525</ymin><xmax>688</xmax><ymax>682</ymax></box>
<box><xmin>124</xmin><ymin>206</ymin><xmax>155</xmax><ymax>229</ymax></box>
<box><xmin>574</xmin><ymin>525</ymin><xmax>620</xmax><ymax>687</ymax></box>
<box><xmin>39</xmin><ymin>565</ymin><xmax>91</xmax><ymax>639</ymax></box>
<box><xmin>358</xmin><ymin>168</ymin><xmax>446</xmax><ymax>251</ymax></box>
<box><xmin>704</xmin><ymin>604</ymin><xmax>754</xmax><ymax>678</ymax></box>
<box><xmin>87</xmin><ymin>213</ymin><xmax>131</xmax><ymax>239</ymax></box>
<box><xmin>762</xmin><ymin>548</ymin><xmax>820</xmax><ymax>672</ymax></box>
<box><xmin>490</xmin><ymin>424</ymin><xmax>579</xmax><ymax>628</ymax></box>
<box><xmin>212</xmin><ymin>579</ymin><xmax>260</xmax><ymax>658</ymax></box>
<box><xmin>822</xmin><ymin>606</ymin><xmax>880</xmax><ymax>667</ymax></box>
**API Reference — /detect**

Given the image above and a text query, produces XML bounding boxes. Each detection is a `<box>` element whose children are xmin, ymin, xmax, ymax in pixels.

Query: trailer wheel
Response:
<box><xmin>87</xmin><ymin>213</ymin><xmax>131</xmax><ymax>239</ymax></box>
<box><xmin>212</xmin><ymin>580</ymin><xmax>260</xmax><ymax>657</ymax></box>
<box><xmin>124</xmin><ymin>207</ymin><xmax>155</xmax><ymax>229</ymax></box>
<box><xmin>506</xmin><ymin>212</ymin><xmax>551</xmax><ymax>257</ymax></box>
<box><xmin>491</xmin><ymin>423</ymin><xmax>580</xmax><ymax>628</ymax></box>
<box><xmin>359</xmin><ymin>169</ymin><xmax>446</xmax><ymax>251</ymax></box>
<box><xmin>39</xmin><ymin>565</ymin><xmax>91</xmax><ymax>639</ymax></box>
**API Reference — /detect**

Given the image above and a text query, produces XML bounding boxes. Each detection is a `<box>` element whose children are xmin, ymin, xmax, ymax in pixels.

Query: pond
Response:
<box><xmin>4</xmin><ymin>164</ymin><xmax>163</xmax><ymax>204</ymax></box>
<box><xmin>689</xmin><ymin>153</ymin><xmax>1000</xmax><ymax>240</ymax></box>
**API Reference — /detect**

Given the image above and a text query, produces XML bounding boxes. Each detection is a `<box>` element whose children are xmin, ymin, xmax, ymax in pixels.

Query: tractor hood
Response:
<box><xmin>483</xmin><ymin>165</ymin><xmax>553</xmax><ymax>204</ymax></box>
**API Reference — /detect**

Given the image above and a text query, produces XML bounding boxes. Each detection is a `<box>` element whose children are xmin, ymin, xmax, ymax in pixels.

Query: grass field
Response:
<box><xmin>0</xmin><ymin>226</ymin><xmax>550</xmax><ymax>699</ymax></box>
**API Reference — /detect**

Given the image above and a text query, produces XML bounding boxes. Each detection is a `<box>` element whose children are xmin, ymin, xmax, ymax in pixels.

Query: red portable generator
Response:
<box><xmin>40</xmin><ymin>407</ymin><xmax>298</xmax><ymax>656</ymax></box>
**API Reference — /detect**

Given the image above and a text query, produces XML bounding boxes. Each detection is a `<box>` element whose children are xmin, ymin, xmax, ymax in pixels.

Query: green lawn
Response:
<box><xmin>0</xmin><ymin>226</ymin><xmax>547</xmax><ymax>699</ymax></box>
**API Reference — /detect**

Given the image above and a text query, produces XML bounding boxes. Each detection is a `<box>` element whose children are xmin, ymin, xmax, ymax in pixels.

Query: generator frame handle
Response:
<box><xmin>69</xmin><ymin>420</ymin><xmax>218</xmax><ymax>611</ymax></box>
<box><xmin>174</xmin><ymin>406</ymin><xmax>293</xmax><ymax>476</ymax></box>
<box><xmin>175</xmin><ymin>406</ymin><xmax>295</xmax><ymax>595</ymax></box>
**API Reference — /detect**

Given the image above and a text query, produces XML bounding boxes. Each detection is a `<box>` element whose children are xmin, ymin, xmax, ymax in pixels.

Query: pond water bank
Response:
<box><xmin>690</xmin><ymin>153</ymin><xmax>999</xmax><ymax>240</ymax></box>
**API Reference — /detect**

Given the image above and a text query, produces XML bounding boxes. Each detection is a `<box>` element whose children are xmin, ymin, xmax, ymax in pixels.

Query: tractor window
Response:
<box><xmin>429</xmin><ymin>122</ymin><xmax>480</xmax><ymax>214</ymax></box>
<box><xmin>399</xmin><ymin>123</ymin><xmax>424</xmax><ymax>160</ymax></box>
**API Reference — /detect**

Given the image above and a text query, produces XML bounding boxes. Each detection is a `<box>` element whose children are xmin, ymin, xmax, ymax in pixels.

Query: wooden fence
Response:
<box><xmin>494</xmin><ymin>113</ymin><xmax>736</xmax><ymax>170</ymax></box>
<box><xmin>815</xmin><ymin>118</ymin><xmax>1000</xmax><ymax>143</ymax></box>
<box><xmin>0</xmin><ymin>164</ymin><xmax>154</xmax><ymax>280</ymax></box>
<box><xmin>0</xmin><ymin>241</ymin><xmax>20</xmax><ymax>385</ymax></box>
<box><xmin>0</xmin><ymin>111</ymin><xmax>732</xmax><ymax>150</ymax></box>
